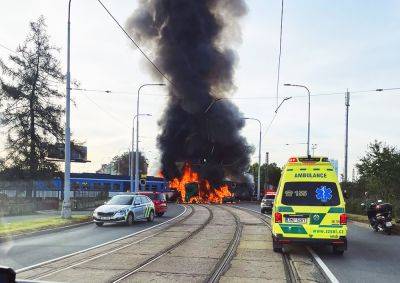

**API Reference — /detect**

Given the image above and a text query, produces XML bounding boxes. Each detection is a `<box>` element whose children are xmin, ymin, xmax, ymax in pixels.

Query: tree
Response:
<box><xmin>249</xmin><ymin>162</ymin><xmax>282</xmax><ymax>189</ymax></box>
<box><xmin>110</xmin><ymin>152</ymin><xmax>148</xmax><ymax>176</ymax></box>
<box><xmin>356</xmin><ymin>140</ymin><xmax>400</xmax><ymax>203</ymax></box>
<box><xmin>0</xmin><ymin>17</ymin><xmax>65</xmax><ymax>181</ymax></box>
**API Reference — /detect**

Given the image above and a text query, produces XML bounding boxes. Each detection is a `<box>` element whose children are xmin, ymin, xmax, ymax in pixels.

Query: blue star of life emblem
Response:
<box><xmin>316</xmin><ymin>186</ymin><xmax>332</xmax><ymax>203</ymax></box>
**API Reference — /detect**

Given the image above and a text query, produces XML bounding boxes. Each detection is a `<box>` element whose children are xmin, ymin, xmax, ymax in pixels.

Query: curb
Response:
<box><xmin>0</xmin><ymin>220</ymin><xmax>93</xmax><ymax>244</ymax></box>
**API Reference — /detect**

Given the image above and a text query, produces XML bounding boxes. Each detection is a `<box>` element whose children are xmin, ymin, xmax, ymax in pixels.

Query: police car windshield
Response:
<box><xmin>107</xmin><ymin>195</ymin><xmax>133</xmax><ymax>205</ymax></box>
<box><xmin>281</xmin><ymin>182</ymin><xmax>340</xmax><ymax>206</ymax></box>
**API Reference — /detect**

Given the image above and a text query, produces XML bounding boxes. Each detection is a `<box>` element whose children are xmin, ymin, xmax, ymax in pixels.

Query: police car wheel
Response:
<box><xmin>261</xmin><ymin>208</ymin><xmax>266</xmax><ymax>214</ymax></box>
<box><xmin>127</xmin><ymin>213</ymin><xmax>134</xmax><ymax>226</ymax></box>
<box><xmin>95</xmin><ymin>222</ymin><xmax>104</xmax><ymax>227</ymax></box>
<box><xmin>147</xmin><ymin>210</ymin><xmax>154</xmax><ymax>222</ymax></box>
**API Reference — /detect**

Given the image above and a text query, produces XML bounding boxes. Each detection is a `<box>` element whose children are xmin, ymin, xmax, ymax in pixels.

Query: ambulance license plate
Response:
<box><xmin>285</xmin><ymin>217</ymin><xmax>307</xmax><ymax>224</ymax></box>
<box><xmin>100</xmin><ymin>216</ymin><xmax>111</xmax><ymax>220</ymax></box>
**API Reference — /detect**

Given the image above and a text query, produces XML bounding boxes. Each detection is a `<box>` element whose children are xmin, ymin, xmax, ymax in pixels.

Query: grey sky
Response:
<box><xmin>0</xmin><ymin>0</ymin><xmax>399</xmax><ymax>178</ymax></box>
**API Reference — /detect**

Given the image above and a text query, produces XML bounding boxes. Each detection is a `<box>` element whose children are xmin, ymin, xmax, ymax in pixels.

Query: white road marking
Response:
<box><xmin>232</xmin><ymin>204</ymin><xmax>340</xmax><ymax>283</ymax></box>
<box><xmin>16</xmin><ymin>205</ymin><xmax>187</xmax><ymax>274</ymax></box>
<box><xmin>307</xmin><ymin>246</ymin><xmax>340</xmax><ymax>283</ymax></box>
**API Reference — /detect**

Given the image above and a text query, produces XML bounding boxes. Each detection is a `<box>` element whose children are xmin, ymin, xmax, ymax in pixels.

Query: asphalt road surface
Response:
<box><xmin>0</xmin><ymin>204</ymin><xmax>184</xmax><ymax>270</ymax></box>
<box><xmin>235</xmin><ymin>202</ymin><xmax>400</xmax><ymax>283</ymax></box>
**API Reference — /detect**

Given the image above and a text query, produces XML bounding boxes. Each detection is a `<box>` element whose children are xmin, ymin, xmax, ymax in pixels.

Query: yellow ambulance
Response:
<box><xmin>272</xmin><ymin>156</ymin><xmax>347</xmax><ymax>255</ymax></box>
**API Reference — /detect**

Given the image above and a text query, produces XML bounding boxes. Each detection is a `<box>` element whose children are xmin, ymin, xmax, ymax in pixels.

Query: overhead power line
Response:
<box><xmin>96</xmin><ymin>0</ymin><xmax>172</xmax><ymax>86</ymax></box>
<box><xmin>70</xmin><ymin>86</ymin><xmax>400</xmax><ymax>100</ymax></box>
<box><xmin>82</xmin><ymin>92</ymin><xmax>129</xmax><ymax>128</ymax></box>
<box><xmin>0</xmin><ymin>42</ymin><xmax>15</xmax><ymax>53</ymax></box>
<box><xmin>275</xmin><ymin>0</ymin><xmax>285</xmax><ymax>108</ymax></box>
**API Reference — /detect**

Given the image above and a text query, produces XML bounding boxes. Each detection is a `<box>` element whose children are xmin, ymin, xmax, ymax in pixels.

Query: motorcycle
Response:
<box><xmin>361</xmin><ymin>200</ymin><xmax>393</xmax><ymax>235</ymax></box>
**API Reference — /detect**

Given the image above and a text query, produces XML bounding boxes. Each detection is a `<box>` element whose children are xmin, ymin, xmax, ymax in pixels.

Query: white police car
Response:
<box><xmin>93</xmin><ymin>194</ymin><xmax>155</xmax><ymax>226</ymax></box>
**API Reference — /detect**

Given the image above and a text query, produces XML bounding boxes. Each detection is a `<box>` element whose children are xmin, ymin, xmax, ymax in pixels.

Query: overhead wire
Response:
<box><xmin>0</xmin><ymin>43</ymin><xmax>16</xmax><ymax>54</ymax></box>
<box><xmin>81</xmin><ymin>92</ymin><xmax>129</xmax><ymax>128</ymax></box>
<box><xmin>70</xmin><ymin>86</ymin><xmax>400</xmax><ymax>100</ymax></box>
<box><xmin>275</xmin><ymin>0</ymin><xmax>284</xmax><ymax>108</ymax></box>
<box><xmin>96</xmin><ymin>0</ymin><xmax>172</xmax><ymax>86</ymax></box>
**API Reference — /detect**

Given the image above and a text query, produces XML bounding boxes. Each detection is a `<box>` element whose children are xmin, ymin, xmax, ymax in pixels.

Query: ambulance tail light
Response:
<box><xmin>340</xmin><ymin>213</ymin><xmax>347</xmax><ymax>225</ymax></box>
<box><xmin>274</xmin><ymin>212</ymin><xmax>283</xmax><ymax>223</ymax></box>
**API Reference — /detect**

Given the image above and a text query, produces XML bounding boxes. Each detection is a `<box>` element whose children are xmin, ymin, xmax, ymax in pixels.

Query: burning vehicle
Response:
<box><xmin>127</xmin><ymin>0</ymin><xmax>252</xmax><ymax>203</ymax></box>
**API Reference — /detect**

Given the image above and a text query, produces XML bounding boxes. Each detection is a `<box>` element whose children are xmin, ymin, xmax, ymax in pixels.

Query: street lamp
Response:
<box><xmin>284</xmin><ymin>83</ymin><xmax>311</xmax><ymax>157</ymax></box>
<box><xmin>275</xmin><ymin>96</ymin><xmax>292</xmax><ymax>113</ymax></box>
<box><xmin>135</xmin><ymin>83</ymin><xmax>165</xmax><ymax>192</ymax></box>
<box><xmin>243</xmin><ymin>117</ymin><xmax>262</xmax><ymax>201</ymax></box>
<box><xmin>131</xmin><ymin>113</ymin><xmax>152</xmax><ymax>192</ymax></box>
<box><xmin>61</xmin><ymin>0</ymin><xmax>72</xmax><ymax>219</ymax></box>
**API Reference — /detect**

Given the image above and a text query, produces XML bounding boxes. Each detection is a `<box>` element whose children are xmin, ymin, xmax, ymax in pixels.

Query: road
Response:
<box><xmin>235</xmin><ymin>202</ymin><xmax>400</xmax><ymax>283</ymax></box>
<box><xmin>0</xmin><ymin>204</ymin><xmax>184</xmax><ymax>270</ymax></box>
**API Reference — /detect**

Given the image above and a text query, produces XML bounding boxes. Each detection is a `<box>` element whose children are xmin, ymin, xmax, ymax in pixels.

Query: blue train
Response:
<box><xmin>34</xmin><ymin>173</ymin><xmax>170</xmax><ymax>199</ymax></box>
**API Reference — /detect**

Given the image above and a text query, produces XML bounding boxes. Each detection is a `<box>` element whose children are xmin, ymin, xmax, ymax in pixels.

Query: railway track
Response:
<box><xmin>206</xmin><ymin>206</ymin><xmax>242</xmax><ymax>283</ymax></box>
<box><xmin>17</xmin><ymin>204</ymin><xmax>324</xmax><ymax>283</ymax></box>
<box><xmin>18</xmin><ymin>204</ymin><xmax>195</xmax><ymax>281</ymax></box>
<box><xmin>231</xmin><ymin>205</ymin><xmax>301</xmax><ymax>283</ymax></box>
<box><xmin>111</xmin><ymin>204</ymin><xmax>214</xmax><ymax>282</ymax></box>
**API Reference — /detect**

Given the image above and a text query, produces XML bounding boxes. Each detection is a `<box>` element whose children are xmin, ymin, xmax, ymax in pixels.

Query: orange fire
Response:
<box><xmin>169</xmin><ymin>163</ymin><xmax>231</xmax><ymax>204</ymax></box>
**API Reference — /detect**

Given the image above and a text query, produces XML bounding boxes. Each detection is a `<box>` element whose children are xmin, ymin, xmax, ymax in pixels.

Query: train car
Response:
<box><xmin>68</xmin><ymin>173</ymin><xmax>170</xmax><ymax>197</ymax></box>
<box><xmin>33</xmin><ymin>173</ymin><xmax>171</xmax><ymax>199</ymax></box>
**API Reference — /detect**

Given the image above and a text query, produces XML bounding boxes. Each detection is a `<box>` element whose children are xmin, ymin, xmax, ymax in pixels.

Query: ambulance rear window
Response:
<box><xmin>281</xmin><ymin>182</ymin><xmax>340</xmax><ymax>206</ymax></box>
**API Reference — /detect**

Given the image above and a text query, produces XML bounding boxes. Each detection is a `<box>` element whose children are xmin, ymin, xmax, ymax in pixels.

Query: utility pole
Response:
<box><xmin>265</xmin><ymin>152</ymin><xmax>269</xmax><ymax>190</ymax></box>
<box><xmin>344</xmin><ymin>90</ymin><xmax>350</xmax><ymax>183</ymax></box>
<box><xmin>61</xmin><ymin>0</ymin><xmax>72</xmax><ymax>219</ymax></box>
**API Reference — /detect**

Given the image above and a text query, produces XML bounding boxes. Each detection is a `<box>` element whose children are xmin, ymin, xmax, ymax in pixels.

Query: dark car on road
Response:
<box><xmin>137</xmin><ymin>191</ymin><xmax>168</xmax><ymax>217</ymax></box>
<box><xmin>260</xmin><ymin>192</ymin><xmax>276</xmax><ymax>214</ymax></box>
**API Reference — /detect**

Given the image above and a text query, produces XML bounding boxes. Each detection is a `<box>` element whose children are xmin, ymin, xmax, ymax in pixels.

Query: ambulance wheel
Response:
<box><xmin>332</xmin><ymin>245</ymin><xmax>345</xmax><ymax>255</ymax></box>
<box><xmin>273</xmin><ymin>240</ymin><xmax>283</xmax><ymax>253</ymax></box>
<box><xmin>147</xmin><ymin>210</ymin><xmax>154</xmax><ymax>222</ymax></box>
<box><xmin>95</xmin><ymin>222</ymin><xmax>104</xmax><ymax>227</ymax></box>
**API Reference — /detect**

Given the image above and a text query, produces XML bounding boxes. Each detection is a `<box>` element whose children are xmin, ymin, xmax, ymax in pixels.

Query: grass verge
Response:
<box><xmin>348</xmin><ymin>213</ymin><xmax>400</xmax><ymax>235</ymax></box>
<box><xmin>0</xmin><ymin>215</ymin><xmax>91</xmax><ymax>237</ymax></box>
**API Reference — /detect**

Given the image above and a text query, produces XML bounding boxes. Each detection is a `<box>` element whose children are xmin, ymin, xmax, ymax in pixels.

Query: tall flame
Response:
<box><xmin>169</xmin><ymin>163</ymin><xmax>231</xmax><ymax>204</ymax></box>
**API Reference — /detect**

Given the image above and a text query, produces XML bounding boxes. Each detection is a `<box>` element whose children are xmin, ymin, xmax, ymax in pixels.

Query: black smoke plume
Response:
<box><xmin>127</xmin><ymin>0</ymin><xmax>253</xmax><ymax>186</ymax></box>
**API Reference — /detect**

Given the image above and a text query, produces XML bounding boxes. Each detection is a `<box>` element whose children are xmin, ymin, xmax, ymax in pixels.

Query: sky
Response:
<box><xmin>0</xmin><ymin>0</ymin><xmax>399</xmax><ymax>179</ymax></box>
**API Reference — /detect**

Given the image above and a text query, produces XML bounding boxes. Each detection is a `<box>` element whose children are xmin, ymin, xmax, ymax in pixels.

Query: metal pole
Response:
<box><xmin>134</xmin><ymin>84</ymin><xmax>164</xmax><ymax>192</ymax></box>
<box><xmin>258</xmin><ymin>125</ymin><xmax>261</xmax><ymax>200</ymax></box>
<box><xmin>265</xmin><ymin>152</ymin><xmax>269</xmax><ymax>190</ymax></box>
<box><xmin>244</xmin><ymin>118</ymin><xmax>262</xmax><ymax>200</ymax></box>
<box><xmin>128</xmin><ymin>148</ymin><xmax>131</xmax><ymax>180</ymax></box>
<box><xmin>135</xmin><ymin>87</ymin><xmax>141</xmax><ymax>192</ymax></box>
<box><xmin>344</xmin><ymin>90</ymin><xmax>350</xmax><ymax>182</ymax></box>
<box><xmin>61</xmin><ymin>0</ymin><xmax>72</xmax><ymax>219</ymax></box>
<box><xmin>306</xmin><ymin>87</ymin><xmax>311</xmax><ymax>157</ymax></box>
<box><xmin>283</xmin><ymin>84</ymin><xmax>311</xmax><ymax>156</ymax></box>
<box><xmin>130</xmin><ymin>116</ymin><xmax>135</xmax><ymax>191</ymax></box>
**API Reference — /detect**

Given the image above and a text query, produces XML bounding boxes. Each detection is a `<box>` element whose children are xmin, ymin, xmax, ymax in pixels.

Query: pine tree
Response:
<box><xmin>0</xmin><ymin>16</ymin><xmax>65</xmax><ymax>182</ymax></box>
